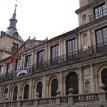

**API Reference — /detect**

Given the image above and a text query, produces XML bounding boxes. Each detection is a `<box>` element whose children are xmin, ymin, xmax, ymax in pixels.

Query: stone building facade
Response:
<box><xmin>0</xmin><ymin>0</ymin><xmax>107</xmax><ymax>107</ymax></box>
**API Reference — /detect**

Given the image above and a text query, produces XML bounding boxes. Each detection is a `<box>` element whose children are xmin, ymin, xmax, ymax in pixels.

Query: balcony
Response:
<box><xmin>0</xmin><ymin>44</ymin><xmax>107</xmax><ymax>82</ymax></box>
<box><xmin>0</xmin><ymin>72</ymin><xmax>13</xmax><ymax>82</ymax></box>
<box><xmin>36</xmin><ymin>47</ymin><xmax>94</xmax><ymax>71</ymax></box>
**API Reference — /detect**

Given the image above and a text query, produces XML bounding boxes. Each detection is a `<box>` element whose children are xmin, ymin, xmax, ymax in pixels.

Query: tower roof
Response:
<box><xmin>6</xmin><ymin>4</ymin><xmax>23</xmax><ymax>41</ymax></box>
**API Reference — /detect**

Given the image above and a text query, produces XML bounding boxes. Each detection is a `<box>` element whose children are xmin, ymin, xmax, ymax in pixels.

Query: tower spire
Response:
<box><xmin>8</xmin><ymin>2</ymin><xmax>17</xmax><ymax>30</ymax></box>
<box><xmin>6</xmin><ymin>1</ymin><xmax>23</xmax><ymax>41</ymax></box>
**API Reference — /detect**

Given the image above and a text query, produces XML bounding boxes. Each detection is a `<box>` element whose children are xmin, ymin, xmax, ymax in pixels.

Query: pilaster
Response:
<box><xmin>79</xmin><ymin>68</ymin><xmax>84</xmax><ymax>94</ymax></box>
<box><xmin>59</xmin><ymin>72</ymin><xmax>63</xmax><ymax>95</ymax></box>
<box><xmin>90</xmin><ymin>64</ymin><xmax>95</xmax><ymax>93</ymax></box>
<box><xmin>42</xmin><ymin>75</ymin><xmax>46</xmax><ymax>98</ymax></box>
<box><xmin>29</xmin><ymin>79</ymin><xmax>32</xmax><ymax>99</ymax></box>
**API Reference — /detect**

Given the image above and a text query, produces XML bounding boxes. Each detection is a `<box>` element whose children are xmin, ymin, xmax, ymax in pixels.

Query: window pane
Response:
<box><xmin>94</xmin><ymin>4</ymin><xmax>107</xmax><ymax>19</ymax></box>
<box><xmin>24</xmin><ymin>84</ymin><xmax>29</xmax><ymax>99</ymax></box>
<box><xmin>25</xmin><ymin>55</ymin><xmax>31</xmax><ymax>67</ymax></box>
<box><xmin>36</xmin><ymin>82</ymin><xmax>42</xmax><ymax>98</ymax></box>
<box><xmin>15</xmin><ymin>59</ymin><xmax>21</xmax><ymax>70</ymax></box>
<box><xmin>51</xmin><ymin>79</ymin><xmax>58</xmax><ymax>97</ymax></box>
<box><xmin>51</xmin><ymin>45</ymin><xmax>59</xmax><ymax>63</ymax></box>
<box><xmin>67</xmin><ymin>38</ymin><xmax>77</xmax><ymax>56</ymax></box>
<box><xmin>37</xmin><ymin>50</ymin><xmax>44</xmax><ymax>63</ymax></box>
<box><xmin>96</xmin><ymin>27</ymin><xmax>107</xmax><ymax>48</ymax></box>
<box><xmin>0</xmin><ymin>65</ymin><xmax>3</xmax><ymax>75</ymax></box>
<box><xmin>6</xmin><ymin>63</ymin><xmax>12</xmax><ymax>74</ymax></box>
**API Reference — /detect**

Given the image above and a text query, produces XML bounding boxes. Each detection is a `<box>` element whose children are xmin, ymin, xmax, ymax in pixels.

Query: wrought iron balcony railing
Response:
<box><xmin>1</xmin><ymin>44</ymin><xmax>107</xmax><ymax>82</ymax></box>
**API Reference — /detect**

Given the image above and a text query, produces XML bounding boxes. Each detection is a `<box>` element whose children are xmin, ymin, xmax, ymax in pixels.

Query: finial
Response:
<box><xmin>14</xmin><ymin>2</ymin><xmax>17</xmax><ymax>16</ymax></box>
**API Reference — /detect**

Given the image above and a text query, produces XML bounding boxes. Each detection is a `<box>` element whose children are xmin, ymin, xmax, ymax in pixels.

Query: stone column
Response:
<box><xmin>88</xmin><ymin>30</ymin><xmax>91</xmax><ymax>47</ymax></box>
<box><xmin>42</xmin><ymin>75</ymin><xmax>46</xmax><ymax>98</ymax></box>
<box><xmin>59</xmin><ymin>72</ymin><xmax>63</xmax><ymax>95</ymax></box>
<box><xmin>90</xmin><ymin>64</ymin><xmax>95</xmax><ymax>93</ymax></box>
<box><xmin>79</xmin><ymin>68</ymin><xmax>83</xmax><ymax>94</ymax></box>
<box><xmin>78</xmin><ymin>34</ymin><xmax>82</xmax><ymax>50</ymax></box>
<box><xmin>18</xmin><ymin>82</ymin><xmax>22</xmax><ymax>100</ymax></box>
<box><xmin>8</xmin><ymin>84</ymin><xmax>11</xmax><ymax>101</ymax></box>
<box><xmin>29</xmin><ymin>79</ymin><xmax>32</xmax><ymax>99</ymax></box>
<box><xmin>63</xmin><ymin>77</ymin><xmax>66</xmax><ymax>95</ymax></box>
<box><xmin>32</xmin><ymin>50</ymin><xmax>35</xmax><ymax>71</ymax></box>
<box><xmin>63</xmin><ymin>40</ymin><xmax>66</xmax><ymax>62</ymax></box>
<box><xmin>59</xmin><ymin>42</ymin><xmax>61</xmax><ymax>57</ymax></box>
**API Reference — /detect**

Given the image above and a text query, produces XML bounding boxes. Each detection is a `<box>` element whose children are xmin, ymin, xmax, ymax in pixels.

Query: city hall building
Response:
<box><xmin>0</xmin><ymin>0</ymin><xmax>107</xmax><ymax>107</ymax></box>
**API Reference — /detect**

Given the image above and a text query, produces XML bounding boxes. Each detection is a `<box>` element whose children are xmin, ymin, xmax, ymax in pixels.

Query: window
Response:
<box><xmin>66</xmin><ymin>72</ymin><xmax>78</xmax><ymax>95</ymax></box>
<box><xmin>25</xmin><ymin>55</ymin><xmax>31</xmax><ymax>67</ymax></box>
<box><xmin>66</xmin><ymin>38</ymin><xmax>77</xmax><ymax>57</ymax></box>
<box><xmin>37</xmin><ymin>50</ymin><xmax>44</xmax><ymax>67</ymax></box>
<box><xmin>14</xmin><ymin>32</ymin><xmax>18</xmax><ymax>37</ymax></box>
<box><xmin>12</xmin><ymin>43</ymin><xmax>18</xmax><ymax>49</ymax></box>
<box><xmin>15</xmin><ymin>59</ymin><xmax>21</xmax><ymax>70</ymax></box>
<box><xmin>36</xmin><ymin>82</ymin><xmax>42</xmax><ymax>98</ymax></box>
<box><xmin>6</xmin><ymin>63</ymin><xmax>12</xmax><ymax>74</ymax></box>
<box><xmin>94</xmin><ymin>4</ymin><xmax>107</xmax><ymax>19</ymax></box>
<box><xmin>23</xmin><ymin>84</ymin><xmax>29</xmax><ymax>99</ymax></box>
<box><xmin>12</xmin><ymin>43</ymin><xmax>18</xmax><ymax>53</ymax></box>
<box><xmin>13</xmin><ymin>86</ymin><xmax>18</xmax><ymax>100</ymax></box>
<box><xmin>101</xmin><ymin>69</ymin><xmax>107</xmax><ymax>91</ymax></box>
<box><xmin>51</xmin><ymin>45</ymin><xmax>59</xmax><ymax>64</ymax></box>
<box><xmin>0</xmin><ymin>65</ymin><xmax>3</xmax><ymax>75</ymax></box>
<box><xmin>51</xmin><ymin>79</ymin><xmax>58</xmax><ymax>97</ymax></box>
<box><xmin>96</xmin><ymin>27</ymin><xmax>107</xmax><ymax>48</ymax></box>
<box><xmin>4</xmin><ymin>88</ymin><xmax>8</xmax><ymax>100</ymax></box>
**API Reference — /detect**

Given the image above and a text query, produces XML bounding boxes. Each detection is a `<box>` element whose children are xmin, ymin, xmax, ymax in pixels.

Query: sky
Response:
<box><xmin>0</xmin><ymin>0</ymin><xmax>79</xmax><ymax>41</ymax></box>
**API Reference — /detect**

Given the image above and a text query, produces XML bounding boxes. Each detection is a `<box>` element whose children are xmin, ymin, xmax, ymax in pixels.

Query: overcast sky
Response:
<box><xmin>0</xmin><ymin>0</ymin><xmax>79</xmax><ymax>41</ymax></box>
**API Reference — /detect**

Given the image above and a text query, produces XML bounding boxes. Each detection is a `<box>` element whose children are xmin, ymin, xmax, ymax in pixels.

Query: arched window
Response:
<box><xmin>51</xmin><ymin>79</ymin><xmax>58</xmax><ymax>97</ymax></box>
<box><xmin>101</xmin><ymin>69</ymin><xmax>107</xmax><ymax>91</ymax></box>
<box><xmin>36</xmin><ymin>82</ymin><xmax>42</xmax><ymax>98</ymax></box>
<box><xmin>4</xmin><ymin>88</ymin><xmax>8</xmax><ymax>100</ymax></box>
<box><xmin>85</xmin><ymin>81</ymin><xmax>91</xmax><ymax>93</ymax></box>
<box><xmin>66</xmin><ymin>72</ymin><xmax>78</xmax><ymax>95</ymax></box>
<box><xmin>13</xmin><ymin>86</ymin><xmax>18</xmax><ymax>100</ymax></box>
<box><xmin>23</xmin><ymin>84</ymin><xmax>29</xmax><ymax>99</ymax></box>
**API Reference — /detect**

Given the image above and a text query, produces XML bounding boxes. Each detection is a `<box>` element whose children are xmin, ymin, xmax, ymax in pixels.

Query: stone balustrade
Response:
<box><xmin>0</xmin><ymin>92</ymin><xmax>107</xmax><ymax>107</ymax></box>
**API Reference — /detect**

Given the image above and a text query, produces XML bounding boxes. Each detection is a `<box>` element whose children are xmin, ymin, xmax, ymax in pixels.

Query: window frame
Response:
<box><xmin>37</xmin><ymin>50</ymin><xmax>45</xmax><ymax>67</ymax></box>
<box><xmin>95</xmin><ymin>26</ymin><xmax>107</xmax><ymax>48</ymax></box>
<box><xmin>66</xmin><ymin>38</ymin><xmax>77</xmax><ymax>58</ymax></box>
<box><xmin>94</xmin><ymin>3</ymin><xmax>107</xmax><ymax>20</ymax></box>
<box><xmin>50</xmin><ymin>44</ymin><xmax>59</xmax><ymax>64</ymax></box>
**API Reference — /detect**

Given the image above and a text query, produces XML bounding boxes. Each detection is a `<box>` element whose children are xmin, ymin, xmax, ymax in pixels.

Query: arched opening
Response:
<box><xmin>51</xmin><ymin>79</ymin><xmax>58</xmax><ymax>97</ymax></box>
<box><xmin>85</xmin><ymin>81</ymin><xmax>91</xmax><ymax>93</ymax></box>
<box><xmin>36</xmin><ymin>82</ymin><xmax>42</xmax><ymax>98</ymax></box>
<box><xmin>4</xmin><ymin>88</ymin><xmax>8</xmax><ymax>100</ymax></box>
<box><xmin>66</xmin><ymin>72</ymin><xmax>78</xmax><ymax>95</ymax></box>
<box><xmin>13</xmin><ymin>86</ymin><xmax>18</xmax><ymax>100</ymax></box>
<box><xmin>23</xmin><ymin>84</ymin><xmax>29</xmax><ymax>99</ymax></box>
<box><xmin>101</xmin><ymin>68</ymin><xmax>107</xmax><ymax>91</ymax></box>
